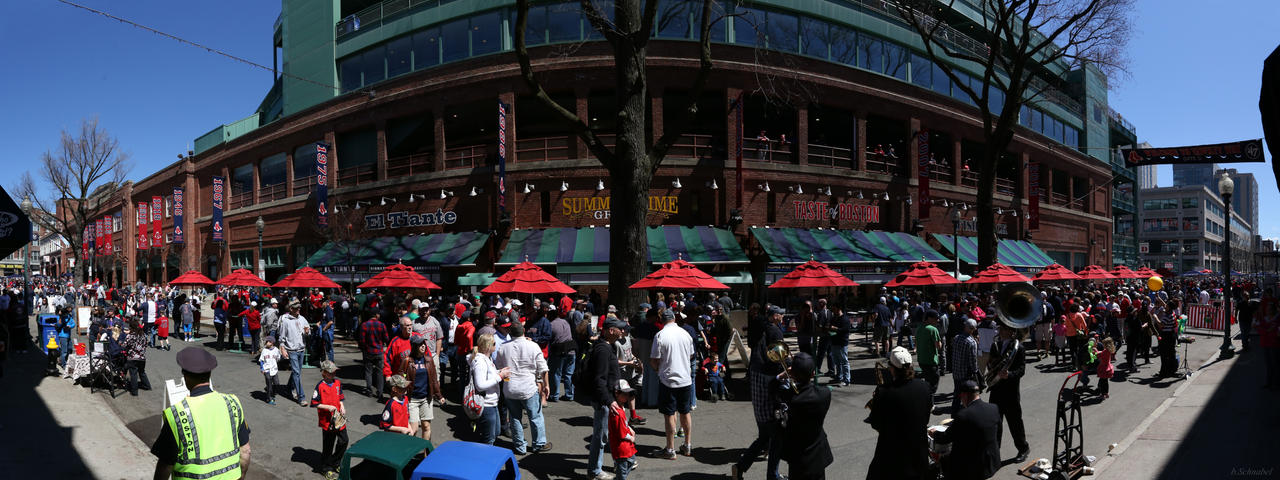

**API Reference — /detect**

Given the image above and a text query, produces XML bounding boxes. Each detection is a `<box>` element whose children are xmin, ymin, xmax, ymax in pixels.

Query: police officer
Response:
<box><xmin>152</xmin><ymin>347</ymin><xmax>251</xmax><ymax>479</ymax></box>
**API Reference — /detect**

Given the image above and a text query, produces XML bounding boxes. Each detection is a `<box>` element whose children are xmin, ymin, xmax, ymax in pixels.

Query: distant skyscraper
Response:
<box><xmin>1218</xmin><ymin>168</ymin><xmax>1258</xmax><ymax>234</ymax></box>
<box><xmin>1173</xmin><ymin>163</ymin><xmax>1218</xmax><ymax>191</ymax></box>
<box><xmin>1138</xmin><ymin>164</ymin><xmax>1158</xmax><ymax>189</ymax></box>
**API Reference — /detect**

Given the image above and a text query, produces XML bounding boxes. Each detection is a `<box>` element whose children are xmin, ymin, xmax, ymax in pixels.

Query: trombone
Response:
<box><xmin>766</xmin><ymin>341</ymin><xmax>799</xmax><ymax>393</ymax></box>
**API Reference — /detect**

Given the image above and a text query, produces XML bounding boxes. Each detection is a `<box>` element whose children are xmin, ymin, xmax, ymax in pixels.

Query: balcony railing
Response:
<box><xmin>386</xmin><ymin>152</ymin><xmax>434</xmax><ymax>177</ymax></box>
<box><xmin>807</xmin><ymin>143</ymin><xmax>853</xmax><ymax>168</ymax></box>
<box><xmin>337</xmin><ymin>164</ymin><xmax>377</xmax><ymax>187</ymax></box>
<box><xmin>864</xmin><ymin>152</ymin><xmax>904</xmax><ymax>176</ymax></box>
<box><xmin>228</xmin><ymin>191</ymin><xmax>253</xmax><ymax>210</ymax></box>
<box><xmin>666</xmin><ymin>134</ymin><xmax>718</xmax><ymax>160</ymax></box>
<box><xmin>293</xmin><ymin>175</ymin><xmax>317</xmax><ymax>196</ymax></box>
<box><xmin>927</xmin><ymin>163</ymin><xmax>954</xmax><ymax>183</ymax></box>
<box><xmin>996</xmin><ymin>177</ymin><xmax>1016</xmax><ymax>196</ymax></box>
<box><xmin>744</xmin><ymin>139</ymin><xmax>796</xmax><ymax>164</ymax></box>
<box><xmin>259</xmin><ymin>183</ymin><xmax>288</xmax><ymax>203</ymax></box>
<box><xmin>960</xmin><ymin>169</ymin><xmax>978</xmax><ymax>188</ymax></box>
<box><xmin>515</xmin><ymin>136</ymin><xmax>572</xmax><ymax>162</ymax></box>
<box><xmin>444</xmin><ymin>144</ymin><xmax>489</xmax><ymax>170</ymax></box>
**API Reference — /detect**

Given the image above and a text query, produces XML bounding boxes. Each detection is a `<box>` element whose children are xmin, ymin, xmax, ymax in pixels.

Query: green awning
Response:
<box><xmin>498</xmin><ymin>226</ymin><xmax>747</xmax><ymax>265</ymax></box>
<box><xmin>931</xmin><ymin>234</ymin><xmax>1055</xmax><ymax>268</ymax></box>
<box><xmin>843</xmin><ymin>230</ymin><xmax>949</xmax><ymax>263</ymax></box>
<box><xmin>307</xmin><ymin>232</ymin><xmax>490</xmax><ymax>267</ymax></box>
<box><xmin>749</xmin><ymin>228</ymin><xmax>879</xmax><ymax>263</ymax></box>
<box><xmin>457</xmin><ymin>273</ymin><xmax>498</xmax><ymax>286</ymax></box>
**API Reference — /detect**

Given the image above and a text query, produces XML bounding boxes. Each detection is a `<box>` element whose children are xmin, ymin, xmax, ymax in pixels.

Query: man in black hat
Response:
<box><xmin>931</xmin><ymin>380</ymin><xmax>1001</xmax><ymax>480</ymax></box>
<box><xmin>153</xmin><ymin>347</ymin><xmax>251</xmax><ymax>479</ymax></box>
<box><xmin>777</xmin><ymin>352</ymin><xmax>833</xmax><ymax>480</ymax></box>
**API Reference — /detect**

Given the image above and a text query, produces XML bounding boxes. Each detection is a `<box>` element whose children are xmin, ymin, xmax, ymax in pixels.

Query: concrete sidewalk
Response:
<box><xmin>1095</xmin><ymin>333</ymin><xmax>1280</xmax><ymax>480</ymax></box>
<box><xmin>0</xmin><ymin>327</ymin><xmax>154</xmax><ymax>480</ymax></box>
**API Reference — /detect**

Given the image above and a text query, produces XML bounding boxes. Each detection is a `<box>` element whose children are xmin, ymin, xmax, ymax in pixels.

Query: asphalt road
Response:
<box><xmin>85</xmin><ymin>323</ymin><xmax>1225</xmax><ymax>480</ymax></box>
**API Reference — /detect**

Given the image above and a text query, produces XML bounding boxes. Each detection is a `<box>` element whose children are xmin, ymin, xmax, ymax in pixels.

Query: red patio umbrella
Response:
<box><xmin>1075</xmin><ymin>265</ymin><xmax>1116</xmax><ymax>281</ymax></box>
<box><xmin>1133</xmin><ymin>267</ymin><xmax>1160</xmax><ymax>278</ymax></box>
<box><xmin>274</xmin><ymin>266</ymin><xmax>342</xmax><ymax>289</ymax></box>
<box><xmin>885</xmin><ymin>260</ymin><xmax>960</xmax><ymax>287</ymax></box>
<box><xmin>768</xmin><ymin>259</ymin><xmax>859</xmax><ymax>289</ymax></box>
<box><xmin>482</xmin><ymin>261</ymin><xmax>576</xmax><ymax>295</ymax></box>
<box><xmin>630</xmin><ymin>258</ymin><xmax>730</xmax><ymax>291</ymax></box>
<box><xmin>966</xmin><ymin>262</ymin><xmax>1031</xmax><ymax>284</ymax></box>
<box><xmin>1108</xmin><ymin>265</ymin><xmax>1143</xmax><ymax>279</ymax></box>
<box><xmin>169</xmin><ymin>270</ymin><xmax>215</xmax><ymax>287</ymax></box>
<box><xmin>1032</xmin><ymin>264</ymin><xmax>1083</xmax><ymax>282</ymax></box>
<box><xmin>358</xmin><ymin>263</ymin><xmax>441</xmax><ymax>290</ymax></box>
<box><xmin>215</xmin><ymin>268</ymin><xmax>271</xmax><ymax>287</ymax></box>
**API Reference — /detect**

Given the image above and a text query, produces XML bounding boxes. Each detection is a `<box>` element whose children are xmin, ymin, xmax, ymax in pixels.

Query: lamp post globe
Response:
<box><xmin>255</xmin><ymin>216</ymin><xmax>265</xmax><ymax>282</ymax></box>
<box><xmin>20</xmin><ymin>195</ymin><xmax>32</xmax><ymax>321</ymax></box>
<box><xmin>1217</xmin><ymin>172</ymin><xmax>1235</xmax><ymax>360</ymax></box>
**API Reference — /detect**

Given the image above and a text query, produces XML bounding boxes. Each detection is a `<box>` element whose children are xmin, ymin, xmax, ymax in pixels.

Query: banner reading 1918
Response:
<box><xmin>172</xmin><ymin>187</ymin><xmax>184</xmax><ymax>244</ymax></box>
<box><xmin>316</xmin><ymin>143</ymin><xmax>329</xmax><ymax>228</ymax></box>
<box><xmin>151</xmin><ymin>196</ymin><xmax>162</xmax><ymax>248</ymax></box>
<box><xmin>212</xmin><ymin>176</ymin><xmax>225</xmax><ymax>243</ymax></box>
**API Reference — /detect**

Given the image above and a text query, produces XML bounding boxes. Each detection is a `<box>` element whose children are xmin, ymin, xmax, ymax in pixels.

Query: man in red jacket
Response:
<box><xmin>384</xmin><ymin>315</ymin><xmax>416</xmax><ymax>380</ymax></box>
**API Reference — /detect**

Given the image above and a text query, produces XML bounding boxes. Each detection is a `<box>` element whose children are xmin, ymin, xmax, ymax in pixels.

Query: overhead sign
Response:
<box><xmin>791</xmin><ymin>201</ymin><xmax>880</xmax><ymax>223</ymax></box>
<box><xmin>562</xmin><ymin>196</ymin><xmax>679</xmax><ymax>220</ymax></box>
<box><xmin>364</xmin><ymin>209</ymin><xmax>458</xmax><ymax>230</ymax></box>
<box><xmin>1122</xmin><ymin>139</ymin><xmax>1264</xmax><ymax>166</ymax></box>
<box><xmin>0</xmin><ymin>186</ymin><xmax>32</xmax><ymax>259</ymax></box>
<box><xmin>958</xmin><ymin>218</ymin><xmax>1009</xmax><ymax>235</ymax></box>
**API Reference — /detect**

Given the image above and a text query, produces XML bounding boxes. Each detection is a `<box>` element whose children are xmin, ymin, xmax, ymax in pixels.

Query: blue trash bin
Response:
<box><xmin>38</xmin><ymin>314</ymin><xmax>60</xmax><ymax>354</ymax></box>
<box><xmin>411</xmin><ymin>441</ymin><xmax>521</xmax><ymax>480</ymax></box>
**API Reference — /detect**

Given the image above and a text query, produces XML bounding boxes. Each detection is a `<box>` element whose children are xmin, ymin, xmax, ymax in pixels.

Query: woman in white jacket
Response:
<box><xmin>470</xmin><ymin>333</ymin><xmax>510</xmax><ymax>444</ymax></box>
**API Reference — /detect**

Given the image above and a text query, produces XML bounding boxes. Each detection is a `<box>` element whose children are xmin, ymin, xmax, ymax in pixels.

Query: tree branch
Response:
<box><xmin>648</xmin><ymin>0</ymin><xmax>715</xmax><ymax>170</ymax></box>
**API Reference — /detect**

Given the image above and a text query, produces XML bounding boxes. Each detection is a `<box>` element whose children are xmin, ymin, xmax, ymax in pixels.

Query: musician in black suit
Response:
<box><xmin>933</xmin><ymin>380</ymin><xmax>1001</xmax><ymax>480</ymax></box>
<box><xmin>987</xmin><ymin>324</ymin><xmax>1030</xmax><ymax>462</ymax></box>
<box><xmin>867</xmin><ymin>346</ymin><xmax>932</xmax><ymax>479</ymax></box>
<box><xmin>778</xmin><ymin>353</ymin><xmax>833</xmax><ymax>480</ymax></box>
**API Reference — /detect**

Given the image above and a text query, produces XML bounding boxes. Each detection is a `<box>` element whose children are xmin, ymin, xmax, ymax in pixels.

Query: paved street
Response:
<box><xmin>60</xmin><ymin>314</ymin><xmax>1226</xmax><ymax>480</ymax></box>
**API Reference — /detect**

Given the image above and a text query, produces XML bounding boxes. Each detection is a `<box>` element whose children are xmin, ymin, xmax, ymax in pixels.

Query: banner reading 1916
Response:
<box><xmin>211</xmin><ymin>176</ymin><xmax>225</xmax><ymax>243</ymax></box>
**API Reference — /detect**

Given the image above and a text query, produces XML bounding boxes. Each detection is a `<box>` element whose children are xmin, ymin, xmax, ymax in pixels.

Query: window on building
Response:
<box><xmin>910</xmin><ymin>53</ymin><xmax>932</xmax><ymax>89</ymax></box>
<box><xmin>1143</xmin><ymin>198</ymin><xmax>1178</xmax><ymax>210</ymax></box>
<box><xmin>362</xmin><ymin>45</ymin><xmax>386</xmax><ymax>85</ymax></box>
<box><xmin>766</xmin><ymin>11</ymin><xmax>799</xmax><ymax>52</ymax></box>
<box><xmin>1142</xmin><ymin>217</ymin><xmax>1178</xmax><ymax>232</ymax></box>
<box><xmin>549</xmin><ymin>3</ymin><xmax>584</xmax><ymax>42</ymax></box>
<box><xmin>540</xmin><ymin>190</ymin><xmax>551</xmax><ymax>223</ymax></box>
<box><xmin>800</xmin><ymin>17</ymin><xmax>828</xmax><ymax>58</ymax></box>
<box><xmin>231</xmin><ymin>250</ymin><xmax>254</xmax><ymax>269</ymax></box>
<box><xmin>231</xmin><ymin>164</ymin><xmax>254</xmax><ymax>198</ymax></box>
<box><xmin>442</xmin><ymin>18</ymin><xmax>470</xmax><ymax>63</ymax></box>
<box><xmin>260</xmin><ymin>153</ymin><xmax>287</xmax><ymax>188</ymax></box>
<box><xmin>1183</xmin><ymin>217</ymin><xmax>1200</xmax><ymax>231</ymax></box>
<box><xmin>1183</xmin><ymin>239</ymin><xmax>1199</xmax><ymax>255</ymax></box>
<box><xmin>1182</xmin><ymin>197</ymin><xmax>1197</xmax><ymax>208</ymax></box>
<box><xmin>164</xmin><ymin>196</ymin><xmax>172</xmax><ymax>218</ymax></box>
<box><xmin>858</xmin><ymin>34</ymin><xmax>882</xmax><ymax>73</ymax></box>
<box><xmin>413</xmin><ymin>27</ymin><xmax>441</xmax><ymax>69</ymax></box>
<box><xmin>656</xmin><ymin>0</ymin><xmax>691</xmax><ymax>39</ymax></box>
<box><xmin>337</xmin><ymin>128</ymin><xmax>377</xmax><ymax>181</ymax></box>
<box><xmin>387</xmin><ymin>35</ymin><xmax>412</xmax><ymax>78</ymax></box>
<box><xmin>883</xmin><ymin>41</ymin><xmax>908</xmax><ymax>82</ymax></box>
<box><xmin>828</xmin><ymin>25</ymin><xmax>856</xmax><ymax>65</ymax></box>
<box><xmin>339</xmin><ymin>56</ymin><xmax>361</xmax><ymax>92</ymax></box>
<box><xmin>733</xmin><ymin>6</ymin><xmax>764</xmax><ymax>46</ymax></box>
<box><xmin>293</xmin><ymin>142</ymin><xmax>321</xmax><ymax>194</ymax></box>
<box><xmin>471</xmin><ymin>12</ymin><xmax>503</xmax><ymax>56</ymax></box>
<box><xmin>767</xmin><ymin>192</ymin><xmax>777</xmax><ymax>223</ymax></box>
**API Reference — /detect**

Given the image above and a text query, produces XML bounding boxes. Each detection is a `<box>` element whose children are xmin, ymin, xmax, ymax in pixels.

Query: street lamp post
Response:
<box><xmin>952</xmin><ymin>206</ymin><xmax>963</xmax><ymax>294</ymax></box>
<box><xmin>1218</xmin><ymin>172</ymin><xmax>1235</xmax><ymax>360</ymax></box>
<box><xmin>255</xmin><ymin>216</ymin><xmax>265</xmax><ymax>285</ymax></box>
<box><xmin>21</xmin><ymin>196</ymin><xmax>32</xmax><ymax>320</ymax></box>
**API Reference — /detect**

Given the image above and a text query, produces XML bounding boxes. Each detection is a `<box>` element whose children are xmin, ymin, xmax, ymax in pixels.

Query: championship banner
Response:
<box><xmin>1028</xmin><ymin>161</ymin><xmax>1040</xmax><ymax>230</ymax></box>
<box><xmin>137</xmin><ymin>202</ymin><xmax>150</xmax><ymax>250</ymax></box>
<box><xmin>1122</xmin><ymin>139</ymin><xmax>1264</xmax><ymax>167</ymax></box>
<box><xmin>498</xmin><ymin>101</ymin><xmax>507</xmax><ymax>213</ymax></box>
<box><xmin>316</xmin><ymin>143</ymin><xmax>329</xmax><ymax>228</ymax></box>
<box><xmin>102</xmin><ymin>215</ymin><xmax>113</xmax><ymax>254</ymax></box>
<box><xmin>94</xmin><ymin>218</ymin><xmax>104</xmax><ymax>256</ymax></box>
<box><xmin>212</xmin><ymin>176</ymin><xmax>225</xmax><ymax>243</ymax></box>
<box><xmin>81</xmin><ymin>224</ymin><xmax>89</xmax><ymax>260</ymax></box>
<box><xmin>917</xmin><ymin>130</ymin><xmax>930</xmax><ymax>220</ymax></box>
<box><xmin>172</xmin><ymin>187</ymin><xmax>185</xmax><ymax>244</ymax></box>
<box><xmin>731</xmin><ymin>92</ymin><xmax>745</xmax><ymax>209</ymax></box>
<box><xmin>1185</xmin><ymin>304</ymin><xmax>1234</xmax><ymax>331</ymax></box>
<box><xmin>152</xmin><ymin>196</ymin><xmax>163</xmax><ymax>247</ymax></box>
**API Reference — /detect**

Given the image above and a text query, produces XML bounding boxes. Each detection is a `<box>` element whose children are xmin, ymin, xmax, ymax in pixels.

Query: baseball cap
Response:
<box><xmin>790</xmin><ymin>352</ymin><xmax>815</xmax><ymax>380</ymax></box>
<box><xmin>607</xmin><ymin>305</ymin><xmax>617</xmax><ymax>313</ymax></box>
<box><xmin>510</xmin><ymin>299</ymin><xmax>523</xmax><ymax>307</ymax></box>
<box><xmin>661</xmin><ymin>309</ymin><xmax>676</xmax><ymax>321</ymax></box>
<box><xmin>768</xmin><ymin>306</ymin><xmax>785</xmax><ymax>315</ymax></box>
<box><xmin>270</xmin><ymin>298</ymin><xmax>278</xmax><ymax>304</ymax></box>
<box><xmin>410</xmin><ymin>335</ymin><xmax>427</xmax><ymax>347</ymax></box>
<box><xmin>387</xmin><ymin>374</ymin><xmax>410</xmax><ymax>389</ymax></box>
<box><xmin>484</xmin><ymin>310</ymin><xmax>497</xmax><ymax>319</ymax></box>
<box><xmin>176</xmin><ymin>347</ymin><xmax>218</xmax><ymax>374</ymax></box>
<box><xmin>604</xmin><ymin>317</ymin><xmax>629</xmax><ymax>331</ymax></box>
<box><xmin>615</xmin><ymin>379</ymin><xmax>636</xmax><ymax>394</ymax></box>
<box><xmin>320</xmin><ymin>360</ymin><xmax>338</xmax><ymax>373</ymax></box>
<box><xmin>638</xmin><ymin>303</ymin><xmax>651</xmax><ymax>310</ymax></box>
<box><xmin>888</xmin><ymin>346</ymin><xmax>913</xmax><ymax>368</ymax></box>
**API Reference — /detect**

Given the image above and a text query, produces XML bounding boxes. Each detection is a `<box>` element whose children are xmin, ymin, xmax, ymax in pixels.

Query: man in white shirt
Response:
<box><xmin>145</xmin><ymin>294</ymin><xmax>159</xmax><ymax>347</ymax></box>
<box><xmin>1199</xmin><ymin>288</ymin><xmax>1211</xmax><ymax>305</ymax></box>
<box><xmin>494</xmin><ymin>323</ymin><xmax>551</xmax><ymax>455</ymax></box>
<box><xmin>650</xmin><ymin>308</ymin><xmax>696</xmax><ymax>459</ymax></box>
<box><xmin>278</xmin><ymin>302</ymin><xmax>311</xmax><ymax>405</ymax></box>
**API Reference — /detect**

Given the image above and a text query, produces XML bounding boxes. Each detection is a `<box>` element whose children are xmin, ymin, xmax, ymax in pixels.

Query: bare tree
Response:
<box><xmin>894</xmin><ymin>0</ymin><xmax>1132</xmax><ymax>267</ymax></box>
<box><xmin>514</xmin><ymin>0</ymin><xmax>718</xmax><ymax>315</ymax></box>
<box><xmin>17</xmin><ymin>117</ymin><xmax>132</xmax><ymax>282</ymax></box>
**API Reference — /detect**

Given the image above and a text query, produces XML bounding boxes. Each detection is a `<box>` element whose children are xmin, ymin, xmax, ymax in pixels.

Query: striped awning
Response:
<box><xmin>306</xmin><ymin>232</ymin><xmax>490</xmax><ymax>267</ymax></box>
<box><xmin>749</xmin><ymin>228</ymin><xmax>879</xmax><ymax>264</ymax></box>
<box><xmin>498</xmin><ymin>226</ymin><xmax>747</xmax><ymax>265</ymax></box>
<box><xmin>845</xmin><ymin>230</ymin><xmax>949</xmax><ymax>263</ymax></box>
<box><xmin>931</xmin><ymin>234</ymin><xmax>1055</xmax><ymax>268</ymax></box>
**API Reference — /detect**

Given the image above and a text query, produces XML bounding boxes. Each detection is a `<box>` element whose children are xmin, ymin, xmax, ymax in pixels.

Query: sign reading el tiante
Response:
<box><xmin>563</xmin><ymin>196</ymin><xmax>679</xmax><ymax>220</ymax></box>
<box><xmin>792</xmin><ymin>201</ymin><xmax>880</xmax><ymax>222</ymax></box>
<box><xmin>364</xmin><ymin>209</ymin><xmax>457</xmax><ymax>230</ymax></box>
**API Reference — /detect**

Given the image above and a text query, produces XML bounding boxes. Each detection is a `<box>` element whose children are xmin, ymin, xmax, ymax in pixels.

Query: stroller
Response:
<box><xmin>87</xmin><ymin>340</ymin><xmax>130</xmax><ymax>397</ymax></box>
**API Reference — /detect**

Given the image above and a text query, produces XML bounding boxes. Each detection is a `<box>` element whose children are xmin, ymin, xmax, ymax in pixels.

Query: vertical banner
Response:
<box><xmin>151</xmin><ymin>196</ymin><xmax>163</xmax><ymax>247</ymax></box>
<box><xmin>498</xmin><ymin>101</ymin><xmax>507</xmax><ymax>213</ymax></box>
<box><xmin>172</xmin><ymin>187</ymin><xmax>185</xmax><ymax>244</ymax></box>
<box><xmin>1028</xmin><ymin>161</ymin><xmax>1040</xmax><ymax>230</ymax></box>
<box><xmin>103</xmin><ymin>215</ymin><xmax>113</xmax><ymax>254</ymax></box>
<box><xmin>94</xmin><ymin>218</ymin><xmax>104</xmax><ymax>256</ymax></box>
<box><xmin>732</xmin><ymin>92</ymin><xmax>745</xmax><ymax>209</ymax></box>
<box><xmin>315</xmin><ymin>144</ymin><xmax>329</xmax><ymax>228</ymax></box>
<box><xmin>137</xmin><ymin>202</ymin><xmax>150</xmax><ymax>250</ymax></box>
<box><xmin>212</xmin><ymin>176</ymin><xmax>225</xmax><ymax>243</ymax></box>
<box><xmin>917</xmin><ymin>130</ymin><xmax>930</xmax><ymax>220</ymax></box>
<box><xmin>82</xmin><ymin>224</ymin><xmax>90</xmax><ymax>260</ymax></box>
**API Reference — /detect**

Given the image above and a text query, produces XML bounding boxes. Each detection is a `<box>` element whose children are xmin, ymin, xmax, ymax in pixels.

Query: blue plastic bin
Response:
<box><xmin>410</xmin><ymin>441</ymin><xmax>521</xmax><ymax>480</ymax></box>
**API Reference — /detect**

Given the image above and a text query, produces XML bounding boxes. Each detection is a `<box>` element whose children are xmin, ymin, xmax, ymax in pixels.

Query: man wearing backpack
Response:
<box><xmin>584</xmin><ymin>317</ymin><xmax>625</xmax><ymax>480</ymax></box>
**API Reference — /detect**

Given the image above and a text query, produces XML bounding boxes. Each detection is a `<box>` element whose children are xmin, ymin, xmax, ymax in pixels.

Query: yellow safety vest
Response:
<box><xmin>163</xmin><ymin>392</ymin><xmax>245</xmax><ymax>480</ymax></box>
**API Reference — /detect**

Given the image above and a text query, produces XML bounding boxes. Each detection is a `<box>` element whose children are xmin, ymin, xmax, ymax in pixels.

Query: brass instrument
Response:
<box><xmin>766</xmin><ymin>341</ymin><xmax>799</xmax><ymax>393</ymax></box>
<box><xmin>984</xmin><ymin>340</ymin><xmax>1017</xmax><ymax>390</ymax></box>
<box><xmin>983</xmin><ymin>283</ymin><xmax>1041</xmax><ymax>391</ymax></box>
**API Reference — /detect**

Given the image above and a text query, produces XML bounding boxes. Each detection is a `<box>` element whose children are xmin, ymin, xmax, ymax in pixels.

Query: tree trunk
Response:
<box><xmin>975</xmin><ymin>128</ymin><xmax>1014</xmax><ymax>269</ymax></box>
<box><xmin>608</xmin><ymin>16</ymin><xmax>651</xmax><ymax>318</ymax></box>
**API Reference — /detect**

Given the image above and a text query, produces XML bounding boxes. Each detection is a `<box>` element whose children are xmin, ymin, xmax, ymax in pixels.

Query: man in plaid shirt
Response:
<box><xmin>950</xmin><ymin>319</ymin><xmax>980</xmax><ymax>416</ymax></box>
<box><xmin>358</xmin><ymin>314</ymin><xmax>389</xmax><ymax>401</ymax></box>
<box><xmin>732</xmin><ymin>306</ymin><xmax>785</xmax><ymax>480</ymax></box>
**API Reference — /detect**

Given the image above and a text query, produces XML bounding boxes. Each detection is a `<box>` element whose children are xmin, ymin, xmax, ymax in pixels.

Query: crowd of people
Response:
<box><xmin>5</xmin><ymin>271</ymin><xmax>1280</xmax><ymax>480</ymax></box>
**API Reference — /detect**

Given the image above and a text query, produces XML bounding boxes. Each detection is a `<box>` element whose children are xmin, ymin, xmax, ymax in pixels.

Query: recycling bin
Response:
<box><xmin>38</xmin><ymin>314</ymin><xmax>60</xmax><ymax>354</ymax></box>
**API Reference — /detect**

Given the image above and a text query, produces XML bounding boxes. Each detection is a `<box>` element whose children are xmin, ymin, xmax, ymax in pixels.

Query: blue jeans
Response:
<box><xmin>287</xmin><ymin>350</ymin><xmax>305</xmax><ymax>402</ymax></box>
<box><xmin>477</xmin><ymin>405</ymin><xmax>500</xmax><ymax>445</ymax></box>
<box><xmin>736</xmin><ymin>420</ymin><xmax>782</xmax><ymax>479</ymax></box>
<box><xmin>830</xmin><ymin>342</ymin><xmax>850</xmax><ymax>383</ymax></box>
<box><xmin>615</xmin><ymin>456</ymin><xmax>636</xmax><ymax>480</ymax></box>
<box><xmin>548</xmin><ymin>352</ymin><xmax>575</xmax><ymax>400</ymax></box>
<box><xmin>587</xmin><ymin>402</ymin><xmax>609</xmax><ymax>476</ymax></box>
<box><xmin>58</xmin><ymin>337</ymin><xmax>72</xmax><ymax>366</ymax></box>
<box><xmin>505</xmin><ymin>395</ymin><xmax>547</xmax><ymax>453</ymax></box>
<box><xmin>323</xmin><ymin>329</ymin><xmax>335</xmax><ymax>362</ymax></box>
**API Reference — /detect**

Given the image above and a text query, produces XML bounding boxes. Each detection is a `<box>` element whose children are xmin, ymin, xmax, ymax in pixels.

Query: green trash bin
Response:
<box><xmin>340</xmin><ymin>431</ymin><xmax>433</xmax><ymax>480</ymax></box>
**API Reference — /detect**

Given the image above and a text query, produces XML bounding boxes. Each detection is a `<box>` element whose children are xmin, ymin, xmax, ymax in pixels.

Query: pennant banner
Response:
<box><xmin>137</xmin><ymin>202</ymin><xmax>150</xmax><ymax>250</ymax></box>
<box><xmin>212</xmin><ymin>176</ymin><xmax>225</xmax><ymax>243</ymax></box>
<box><xmin>917</xmin><ymin>130</ymin><xmax>930</xmax><ymax>220</ymax></box>
<box><xmin>1028</xmin><ymin>161</ymin><xmax>1040</xmax><ymax>230</ymax></box>
<box><xmin>316</xmin><ymin>144</ymin><xmax>329</xmax><ymax>228</ymax></box>
<box><xmin>1122</xmin><ymin>139</ymin><xmax>1264</xmax><ymax>166</ymax></box>
<box><xmin>172</xmin><ymin>187</ymin><xmax>185</xmax><ymax>244</ymax></box>
<box><xmin>152</xmin><ymin>196</ymin><xmax>163</xmax><ymax>248</ymax></box>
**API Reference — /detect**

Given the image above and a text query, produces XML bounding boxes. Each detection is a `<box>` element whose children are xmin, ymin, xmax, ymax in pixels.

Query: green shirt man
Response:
<box><xmin>915</xmin><ymin>322</ymin><xmax>941</xmax><ymax>367</ymax></box>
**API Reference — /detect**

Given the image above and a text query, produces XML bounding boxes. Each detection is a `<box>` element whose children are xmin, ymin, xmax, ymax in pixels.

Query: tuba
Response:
<box><xmin>995</xmin><ymin>282</ymin><xmax>1044</xmax><ymax>329</ymax></box>
<box><xmin>766</xmin><ymin>341</ymin><xmax>799</xmax><ymax>393</ymax></box>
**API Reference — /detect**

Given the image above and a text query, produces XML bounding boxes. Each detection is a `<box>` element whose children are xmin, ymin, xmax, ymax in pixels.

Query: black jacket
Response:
<box><xmin>589</xmin><ymin>339</ymin><xmax>620</xmax><ymax>406</ymax></box>
<box><xmin>987</xmin><ymin>338</ymin><xmax>1026</xmax><ymax>398</ymax></box>
<box><xmin>867</xmin><ymin>378</ymin><xmax>932</xmax><ymax>479</ymax></box>
<box><xmin>938</xmin><ymin>399</ymin><xmax>1002</xmax><ymax>480</ymax></box>
<box><xmin>748</xmin><ymin>323</ymin><xmax>784</xmax><ymax>375</ymax></box>
<box><xmin>778</xmin><ymin>383</ymin><xmax>833</xmax><ymax>479</ymax></box>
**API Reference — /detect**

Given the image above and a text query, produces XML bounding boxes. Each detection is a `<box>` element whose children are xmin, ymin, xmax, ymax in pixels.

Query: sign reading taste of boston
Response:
<box><xmin>365</xmin><ymin>209</ymin><xmax>457</xmax><ymax>230</ymax></box>
<box><xmin>792</xmin><ymin>201</ymin><xmax>880</xmax><ymax>222</ymax></box>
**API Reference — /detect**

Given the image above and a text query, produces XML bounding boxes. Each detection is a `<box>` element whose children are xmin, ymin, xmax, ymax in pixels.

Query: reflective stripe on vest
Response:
<box><xmin>164</xmin><ymin>393</ymin><xmax>243</xmax><ymax>480</ymax></box>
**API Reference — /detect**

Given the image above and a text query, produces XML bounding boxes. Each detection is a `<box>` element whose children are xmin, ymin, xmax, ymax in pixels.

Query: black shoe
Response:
<box><xmin>1014</xmin><ymin>450</ymin><xmax>1029</xmax><ymax>463</ymax></box>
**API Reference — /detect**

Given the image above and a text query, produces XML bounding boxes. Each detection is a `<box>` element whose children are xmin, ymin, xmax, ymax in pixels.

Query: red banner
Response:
<box><xmin>152</xmin><ymin>196</ymin><xmax>163</xmax><ymax>248</ymax></box>
<box><xmin>1028</xmin><ymin>161</ymin><xmax>1040</xmax><ymax>230</ymax></box>
<box><xmin>82</xmin><ymin>224</ymin><xmax>90</xmax><ymax>260</ymax></box>
<box><xmin>94</xmin><ymin>218</ymin><xmax>104</xmax><ymax>256</ymax></box>
<box><xmin>137</xmin><ymin>202</ymin><xmax>150</xmax><ymax>250</ymax></box>
<box><xmin>917</xmin><ymin>130</ymin><xmax>930</xmax><ymax>220</ymax></box>
<box><xmin>103</xmin><ymin>215</ymin><xmax>113</xmax><ymax>254</ymax></box>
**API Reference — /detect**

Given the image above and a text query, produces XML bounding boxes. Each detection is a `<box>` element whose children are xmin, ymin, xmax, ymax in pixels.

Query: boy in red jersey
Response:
<box><xmin>311</xmin><ymin>360</ymin><xmax>347</xmax><ymax>479</ymax></box>
<box><xmin>381</xmin><ymin>375</ymin><xmax>414</xmax><ymax>435</ymax></box>
<box><xmin>609</xmin><ymin>380</ymin><xmax>639</xmax><ymax>479</ymax></box>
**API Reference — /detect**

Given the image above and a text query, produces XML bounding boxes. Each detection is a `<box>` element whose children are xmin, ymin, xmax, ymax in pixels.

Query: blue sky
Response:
<box><xmin>2</xmin><ymin>0</ymin><xmax>1279</xmax><ymax>235</ymax></box>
